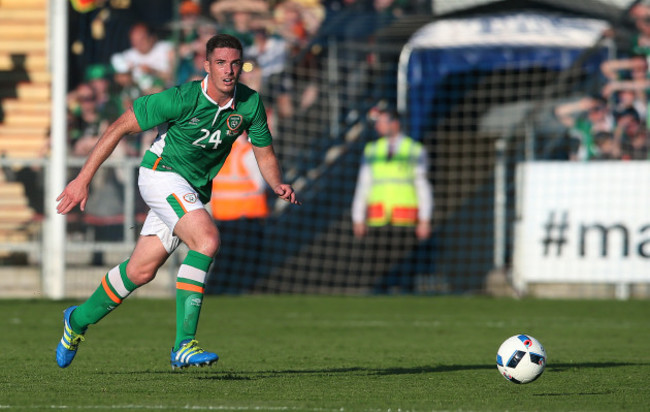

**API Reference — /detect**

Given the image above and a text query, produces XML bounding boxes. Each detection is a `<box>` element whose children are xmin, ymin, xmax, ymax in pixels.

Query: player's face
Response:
<box><xmin>204</xmin><ymin>47</ymin><xmax>243</xmax><ymax>101</ymax></box>
<box><xmin>130</xmin><ymin>27</ymin><xmax>155</xmax><ymax>54</ymax></box>
<box><xmin>375</xmin><ymin>113</ymin><xmax>397</xmax><ymax>136</ymax></box>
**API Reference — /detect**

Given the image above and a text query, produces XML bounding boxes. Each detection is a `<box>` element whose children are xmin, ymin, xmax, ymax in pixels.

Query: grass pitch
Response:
<box><xmin>1</xmin><ymin>296</ymin><xmax>649</xmax><ymax>411</ymax></box>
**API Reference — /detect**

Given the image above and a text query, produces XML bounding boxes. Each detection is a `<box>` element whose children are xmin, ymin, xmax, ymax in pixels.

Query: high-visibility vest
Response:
<box><xmin>365</xmin><ymin>136</ymin><xmax>421</xmax><ymax>227</ymax></box>
<box><xmin>211</xmin><ymin>139</ymin><xmax>269</xmax><ymax>220</ymax></box>
<box><xmin>70</xmin><ymin>0</ymin><xmax>101</xmax><ymax>13</ymax></box>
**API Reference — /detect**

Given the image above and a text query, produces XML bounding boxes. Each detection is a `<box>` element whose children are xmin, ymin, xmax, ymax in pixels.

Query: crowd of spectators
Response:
<box><xmin>65</xmin><ymin>1</ymin><xmax>650</xmax><ymax>166</ymax></box>
<box><xmin>553</xmin><ymin>2</ymin><xmax>650</xmax><ymax>161</ymax></box>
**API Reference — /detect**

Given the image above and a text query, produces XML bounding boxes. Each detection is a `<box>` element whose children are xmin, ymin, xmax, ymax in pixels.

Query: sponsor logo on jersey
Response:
<box><xmin>189</xmin><ymin>117</ymin><xmax>201</xmax><ymax>126</ymax></box>
<box><xmin>226</xmin><ymin>114</ymin><xmax>243</xmax><ymax>131</ymax></box>
<box><xmin>183</xmin><ymin>193</ymin><xmax>198</xmax><ymax>203</ymax></box>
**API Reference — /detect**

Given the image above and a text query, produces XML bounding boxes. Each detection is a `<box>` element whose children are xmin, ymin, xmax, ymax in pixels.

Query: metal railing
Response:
<box><xmin>0</xmin><ymin>156</ymin><xmax>143</xmax><ymax>260</ymax></box>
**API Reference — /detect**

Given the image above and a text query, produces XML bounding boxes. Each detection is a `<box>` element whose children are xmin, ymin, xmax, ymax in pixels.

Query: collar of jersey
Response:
<box><xmin>201</xmin><ymin>75</ymin><xmax>236</xmax><ymax>110</ymax></box>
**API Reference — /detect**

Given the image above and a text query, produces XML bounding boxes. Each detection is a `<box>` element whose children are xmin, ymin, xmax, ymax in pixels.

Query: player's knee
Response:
<box><xmin>125</xmin><ymin>261</ymin><xmax>158</xmax><ymax>286</ymax></box>
<box><xmin>196</xmin><ymin>231</ymin><xmax>220</xmax><ymax>257</ymax></box>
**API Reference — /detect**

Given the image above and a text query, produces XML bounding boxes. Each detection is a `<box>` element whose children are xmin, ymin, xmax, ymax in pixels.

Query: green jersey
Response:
<box><xmin>134</xmin><ymin>77</ymin><xmax>272</xmax><ymax>203</ymax></box>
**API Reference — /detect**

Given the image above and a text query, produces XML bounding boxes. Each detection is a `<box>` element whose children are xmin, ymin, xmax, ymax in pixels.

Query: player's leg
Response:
<box><xmin>137</xmin><ymin>167</ymin><xmax>219</xmax><ymax>368</ymax></box>
<box><xmin>71</xmin><ymin>235</ymin><xmax>170</xmax><ymax>328</ymax></box>
<box><xmin>56</xmin><ymin>231</ymin><xmax>171</xmax><ymax>368</ymax></box>
<box><xmin>172</xmin><ymin>208</ymin><xmax>219</xmax><ymax>342</ymax></box>
<box><xmin>169</xmin><ymin>208</ymin><xmax>220</xmax><ymax>369</ymax></box>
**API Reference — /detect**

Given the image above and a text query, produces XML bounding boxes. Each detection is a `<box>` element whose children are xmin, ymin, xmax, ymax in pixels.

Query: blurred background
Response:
<box><xmin>1</xmin><ymin>0</ymin><xmax>649</xmax><ymax>300</ymax></box>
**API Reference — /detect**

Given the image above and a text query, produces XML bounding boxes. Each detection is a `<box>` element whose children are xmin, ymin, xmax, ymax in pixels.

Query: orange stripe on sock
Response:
<box><xmin>176</xmin><ymin>282</ymin><xmax>204</xmax><ymax>294</ymax></box>
<box><xmin>102</xmin><ymin>276</ymin><xmax>122</xmax><ymax>304</ymax></box>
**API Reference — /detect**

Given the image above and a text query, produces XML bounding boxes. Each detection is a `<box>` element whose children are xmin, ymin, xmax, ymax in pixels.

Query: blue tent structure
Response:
<box><xmin>397</xmin><ymin>12</ymin><xmax>612</xmax><ymax>141</ymax></box>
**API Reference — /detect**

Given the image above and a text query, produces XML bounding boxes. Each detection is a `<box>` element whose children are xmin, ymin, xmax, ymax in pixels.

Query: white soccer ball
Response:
<box><xmin>496</xmin><ymin>334</ymin><xmax>547</xmax><ymax>384</ymax></box>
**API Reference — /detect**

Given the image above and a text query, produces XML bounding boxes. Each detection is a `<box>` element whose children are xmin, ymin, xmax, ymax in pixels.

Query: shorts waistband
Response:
<box><xmin>141</xmin><ymin>150</ymin><xmax>164</xmax><ymax>171</ymax></box>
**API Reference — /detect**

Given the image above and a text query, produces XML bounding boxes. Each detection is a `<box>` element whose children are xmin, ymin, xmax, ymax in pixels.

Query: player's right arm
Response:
<box><xmin>56</xmin><ymin>108</ymin><xmax>142</xmax><ymax>214</ymax></box>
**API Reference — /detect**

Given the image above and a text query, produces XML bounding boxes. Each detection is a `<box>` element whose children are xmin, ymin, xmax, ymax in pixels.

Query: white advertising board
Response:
<box><xmin>407</xmin><ymin>12</ymin><xmax>609</xmax><ymax>49</ymax></box>
<box><xmin>513</xmin><ymin>162</ymin><xmax>650</xmax><ymax>292</ymax></box>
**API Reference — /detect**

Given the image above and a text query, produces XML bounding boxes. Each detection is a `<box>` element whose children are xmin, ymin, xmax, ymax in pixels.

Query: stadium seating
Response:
<box><xmin>0</xmin><ymin>0</ymin><xmax>49</xmax><ymax>257</ymax></box>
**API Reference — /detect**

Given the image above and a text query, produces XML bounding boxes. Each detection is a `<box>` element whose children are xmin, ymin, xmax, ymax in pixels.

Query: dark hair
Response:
<box><xmin>129</xmin><ymin>22</ymin><xmax>153</xmax><ymax>37</ymax></box>
<box><xmin>205</xmin><ymin>34</ymin><xmax>243</xmax><ymax>59</ymax></box>
<box><xmin>615</xmin><ymin>107</ymin><xmax>641</xmax><ymax>123</ymax></box>
<box><xmin>594</xmin><ymin>131</ymin><xmax>613</xmax><ymax>143</ymax></box>
<box><xmin>377</xmin><ymin>108</ymin><xmax>401</xmax><ymax>123</ymax></box>
<box><xmin>590</xmin><ymin>95</ymin><xmax>608</xmax><ymax>106</ymax></box>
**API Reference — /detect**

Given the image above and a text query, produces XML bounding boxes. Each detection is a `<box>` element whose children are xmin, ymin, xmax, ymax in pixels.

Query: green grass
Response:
<box><xmin>2</xmin><ymin>296</ymin><xmax>649</xmax><ymax>411</ymax></box>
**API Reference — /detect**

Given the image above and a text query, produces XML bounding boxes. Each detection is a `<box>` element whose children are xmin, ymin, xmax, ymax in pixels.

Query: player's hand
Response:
<box><xmin>56</xmin><ymin>178</ymin><xmax>90</xmax><ymax>214</ymax></box>
<box><xmin>415</xmin><ymin>221</ymin><xmax>431</xmax><ymax>241</ymax></box>
<box><xmin>353</xmin><ymin>222</ymin><xmax>367</xmax><ymax>238</ymax></box>
<box><xmin>274</xmin><ymin>184</ymin><xmax>301</xmax><ymax>205</ymax></box>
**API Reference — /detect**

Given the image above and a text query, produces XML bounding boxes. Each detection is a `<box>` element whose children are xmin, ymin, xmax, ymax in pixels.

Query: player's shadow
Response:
<box><xmin>104</xmin><ymin>360</ymin><xmax>644</xmax><ymax>379</ymax></box>
<box><xmin>194</xmin><ymin>364</ymin><xmax>493</xmax><ymax>381</ymax></box>
<box><xmin>194</xmin><ymin>361</ymin><xmax>645</xmax><ymax>381</ymax></box>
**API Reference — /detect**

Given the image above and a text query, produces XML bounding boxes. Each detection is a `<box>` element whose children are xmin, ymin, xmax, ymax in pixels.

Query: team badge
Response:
<box><xmin>183</xmin><ymin>193</ymin><xmax>198</xmax><ymax>203</ymax></box>
<box><xmin>226</xmin><ymin>114</ymin><xmax>243</xmax><ymax>131</ymax></box>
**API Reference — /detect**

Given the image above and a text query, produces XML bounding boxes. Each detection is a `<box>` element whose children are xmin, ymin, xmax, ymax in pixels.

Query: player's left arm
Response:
<box><xmin>247</xmin><ymin>93</ymin><xmax>300</xmax><ymax>205</ymax></box>
<box><xmin>252</xmin><ymin>144</ymin><xmax>301</xmax><ymax>205</ymax></box>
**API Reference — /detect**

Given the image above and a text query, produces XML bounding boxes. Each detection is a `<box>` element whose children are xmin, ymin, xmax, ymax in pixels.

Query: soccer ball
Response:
<box><xmin>496</xmin><ymin>334</ymin><xmax>547</xmax><ymax>384</ymax></box>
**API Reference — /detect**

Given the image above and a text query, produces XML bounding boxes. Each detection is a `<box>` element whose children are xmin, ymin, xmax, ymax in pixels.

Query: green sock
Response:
<box><xmin>70</xmin><ymin>260</ymin><xmax>137</xmax><ymax>334</ymax></box>
<box><xmin>174</xmin><ymin>250</ymin><xmax>212</xmax><ymax>350</ymax></box>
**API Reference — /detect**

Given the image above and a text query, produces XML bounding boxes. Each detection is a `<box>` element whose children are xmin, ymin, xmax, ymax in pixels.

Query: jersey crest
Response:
<box><xmin>227</xmin><ymin>114</ymin><xmax>243</xmax><ymax>131</ymax></box>
<box><xmin>183</xmin><ymin>193</ymin><xmax>198</xmax><ymax>203</ymax></box>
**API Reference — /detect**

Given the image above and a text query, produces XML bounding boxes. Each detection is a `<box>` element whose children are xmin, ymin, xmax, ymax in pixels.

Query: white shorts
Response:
<box><xmin>138</xmin><ymin>167</ymin><xmax>206</xmax><ymax>253</ymax></box>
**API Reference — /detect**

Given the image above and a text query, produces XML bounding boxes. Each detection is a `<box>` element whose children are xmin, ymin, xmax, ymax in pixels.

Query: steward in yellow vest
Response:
<box><xmin>365</xmin><ymin>136</ymin><xmax>421</xmax><ymax>226</ymax></box>
<box><xmin>352</xmin><ymin>109</ymin><xmax>434</xmax><ymax>240</ymax></box>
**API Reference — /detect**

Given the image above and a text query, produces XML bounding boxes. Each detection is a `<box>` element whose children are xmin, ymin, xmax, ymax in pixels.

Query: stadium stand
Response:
<box><xmin>0</xmin><ymin>0</ymin><xmax>49</xmax><ymax>258</ymax></box>
<box><xmin>0</xmin><ymin>1</ymin><xmax>50</xmax><ymax>158</ymax></box>
<box><xmin>2</xmin><ymin>0</ymin><xmax>649</xmax><ymax>299</ymax></box>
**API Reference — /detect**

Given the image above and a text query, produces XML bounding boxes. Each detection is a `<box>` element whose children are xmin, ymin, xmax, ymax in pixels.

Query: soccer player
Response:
<box><xmin>55</xmin><ymin>34</ymin><xmax>300</xmax><ymax>369</ymax></box>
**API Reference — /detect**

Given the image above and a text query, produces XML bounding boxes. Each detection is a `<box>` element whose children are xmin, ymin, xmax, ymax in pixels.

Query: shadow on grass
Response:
<box><xmin>100</xmin><ymin>361</ymin><xmax>644</xmax><ymax>381</ymax></box>
<box><xmin>533</xmin><ymin>391</ymin><xmax>614</xmax><ymax>397</ymax></box>
<box><xmin>193</xmin><ymin>364</ymin><xmax>496</xmax><ymax>380</ymax></box>
<box><xmin>194</xmin><ymin>361</ymin><xmax>646</xmax><ymax>381</ymax></box>
<box><xmin>547</xmin><ymin>361</ymin><xmax>640</xmax><ymax>372</ymax></box>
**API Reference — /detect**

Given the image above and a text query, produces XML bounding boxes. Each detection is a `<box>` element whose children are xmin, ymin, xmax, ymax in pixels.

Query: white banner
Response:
<box><xmin>407</xmin><ymin>12</ymin><xmax>609</xmax><ymax>49</ymax></box>
<box><xmin>513</xmin><ymin>162</ymin><xmax>650</xmax><ymax>291</ymax></box>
